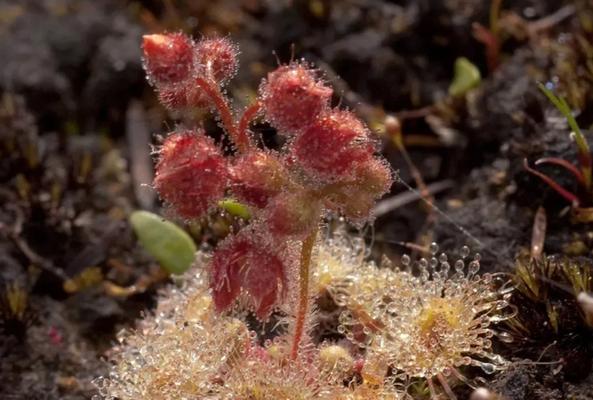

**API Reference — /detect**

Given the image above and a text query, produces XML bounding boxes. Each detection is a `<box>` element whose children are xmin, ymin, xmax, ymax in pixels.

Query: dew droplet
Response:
<box><xmin>469</xmin><ymin>260</ymin><xmax>480</xmax><ymax>275</ymax></box>
<box><xmin>441</xmin><ymin>261</ymin><xmax>450</xmax><ymax>276</ymax></box>
<box><xmin>430</xmin><ymin>257</ymin><xmax>438</xmax><ymax>268</ymax></box>
<box><xmin>419</xmin><ymin>258</ymin><xmax>428</xmax><ymax>269</ymax></box>
<box><xmin>477</xmin><ymin>361</ymin><xmax>497</xmax><ymax>374</ymax></box>
<box><xmin>470</xmin><ymin>387</ymin><xmax>494</xmax><ymax>400</ymax></box>
<box><xmin>401</xmin><ymin>254</ymin><xmax>411</xmax><ymax>266</ymax></box>
<box><xmin>496</xmin><ymin>331</ymin><xmax>514</xmax><ymax>343</ymax></box>
<box><xmin>429</xmin><ymin>242</ymin><xmax>439</xmax><ymax>255</ymax></box>
<box><xmin>460</xmin><ymin>245</ymin><xmax>470</xmax><ymax>258</ymax></box>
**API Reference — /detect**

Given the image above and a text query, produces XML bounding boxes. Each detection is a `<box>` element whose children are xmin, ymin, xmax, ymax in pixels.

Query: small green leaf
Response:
<box><xmin>449</xmin><ymin>57</ymin><xmax>482</xmax><ymax>97</ymax></box>
<box><xmin>538</xmin><ymin>83</ymin><xmax>591</xmax><ymax>189</ymax></box>
<box><xmin>537</xmin><ymin>83</ymin><xmax>586</xmax><ymax>146</ymax></box>
<box><xmin>129</xmin><ymin>210</ymin><xmax>197</xmax><ymax>275</ymax></box>
<box><xmin>218</xmin><ymin>198</ymin><xmax>251</xmax><ymax>220</ymax></box>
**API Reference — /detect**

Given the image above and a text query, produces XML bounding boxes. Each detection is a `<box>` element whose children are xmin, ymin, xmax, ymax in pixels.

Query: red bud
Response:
<box><xmin>265</xmin><ymin>191</ymin><xmax>320</xmax><ymax>237</ymax></box>
<box><xmin>157</xmin><ymin>84</ymin><xmax>211</xmax><ymax>112</ymax></box>
<box><xmin>327</xmin><ymin>158</ymin><xmax>392</xmax><ymax>221</ymax></box>
<box><xmin>142</xmin><ymin>33</ymin><xmax>194</xmax><ymax>86</ymax></box>
<box><xmin>259</xmin><ymin>63</ymin><xmax>332</xmax><ymax>134</ymax></box>
<box><xmin>210</xmin><ymin>232</ymin><xmax>286</xmax><ymax>318</ymax></box>
<box><xmin>292</xmin><ymin>109</ymin><xmax>375</xmax><ymax>181</ymax></box>
<box><xmin>230</xmin><ymin>150</ymin><xmax>286</xmax><ymax>208</ymax></box>
<box><xmin>354</xmin><ymin>158</ymin><xmax>393</xmax><ymax>195</ymax></box>
<box><xmin>195</xmin><ymin>37</ymin><xmax>239</xmax><ymax>84</ymax></box>
<box><xmin>154</xmin><ymin>131</ymin><xmax>228</xmax><ymax>219</ymax></box>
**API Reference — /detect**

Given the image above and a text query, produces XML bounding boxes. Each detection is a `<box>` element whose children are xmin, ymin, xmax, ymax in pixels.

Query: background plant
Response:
<box><xmin>524</xmin><ymin>84</ymin><xmax>592</xmax><ymax>214</ymax></box>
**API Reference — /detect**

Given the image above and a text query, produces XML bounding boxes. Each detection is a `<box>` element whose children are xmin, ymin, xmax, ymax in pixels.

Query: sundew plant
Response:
<box><xmin>94</xmin><ymin>33</ymin><xmax>515</xmax><ymax>400</ymax></box>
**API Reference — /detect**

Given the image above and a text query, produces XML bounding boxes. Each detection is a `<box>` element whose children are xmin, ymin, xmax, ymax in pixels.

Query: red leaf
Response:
<box><xmin>524</xmin><ymin>159</ymin><xmax>580</xmax><ymax>206</ymax></box>
<box><xmin>154</xmin><ymin>131</ymin><xmax>229</xmax><ymax>219</ymax></box>
<box><xmin>210</xmin><ymin>232</ymin><xmax>287</xmax><ymax>318</ymax></box>
<box><xmin>260</xmin><ymin>63</ymin><xmax>332</xmax><ymax>134</ymax></box>
<box><xmin>230</xmin><ymin>150</ymin><xmax>286</xmax><ymax>208</ymax></box>
<box><xmin>292</xmin><ymin>109</ymin><xmax>375</xmax><ymax>181</ymax></box>
<box><xmin>534</xmin><ymin>157</ymin><xmax>585</xmax><ymax>186</ymax></box>
<box><xmin>142</xmin><ymin>33</ymin><xmax>194</xmax><ymax>85</ymax></box>
<box><xmin>210</xmin><ymin>238</ymin><xmax>247</xmax><ymax>312</ymax></box>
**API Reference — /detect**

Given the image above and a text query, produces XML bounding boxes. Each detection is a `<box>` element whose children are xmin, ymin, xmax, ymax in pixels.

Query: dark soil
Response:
<box><xmin>0</xmin><ymin>0</ymin><xmax>592</xmax><ymax>399</ymax></box>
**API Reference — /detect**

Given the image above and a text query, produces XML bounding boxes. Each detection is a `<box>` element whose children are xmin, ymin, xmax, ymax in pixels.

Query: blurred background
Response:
<box><xmin>0</xmin><ymin>0</ymin><xmax>592</xmax><ymax>399</ymax></box>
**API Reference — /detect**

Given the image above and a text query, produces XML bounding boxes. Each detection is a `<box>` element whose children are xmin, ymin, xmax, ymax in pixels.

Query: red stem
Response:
<box><xmin>524</xmin><ymin>159</ymin><xmax>580</xmax><ymax>206</ymax></box>
<box><xmin>535</xmin><ymin>157</ymin><xmax>585</xmax><ymax>186</ymax></box>
<box><xmin>472</xmin><ymin>22</ymin><xmax>500</xmax><ymax>72</ymax></box>
<box><xmin>194</xmin><ymin>77</ymin><xmax>251</xmax><ymax>152</ymax></box>
<box><xmin>238</xmin><ymin>101</ymin><xmax>261</xmax><ymax>143</ymax></box>
<box><xmin>290</xmin><ymin>228</ymin><xmax>317</xmax><ymax>360</ymax></box>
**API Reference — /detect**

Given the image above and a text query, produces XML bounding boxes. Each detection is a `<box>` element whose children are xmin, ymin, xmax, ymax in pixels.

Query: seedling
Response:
<box><xmin>524</xmin><ymin>84</ymin><xmax>592</xmax><ymax>212</ymax></box>
<box><xmin>472</xmin><ymin>0</ymin><xmax>503</xmax><ymax>71</ymax></box>
<box><xmin>448</xmin><ymin>57</ymin><xmax>482</xmax><ymax>97</ymax></box>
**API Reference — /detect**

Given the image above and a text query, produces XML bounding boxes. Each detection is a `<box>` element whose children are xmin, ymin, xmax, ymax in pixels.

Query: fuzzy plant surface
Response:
<box><xmin>143</xmin><ymin>32</ymin><xmax>391</xmax><ymax>342</ymax></box>
<box><xmin>94</xmin><ymin>32</ymin><xmax>515</xmax><ymax>400</ymax></box>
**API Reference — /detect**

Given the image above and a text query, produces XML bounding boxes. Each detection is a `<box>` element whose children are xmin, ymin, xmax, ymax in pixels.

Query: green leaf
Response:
<box><xmin>218</xmin><ymin>198</ymin><xmax>251</xmax><ymax>220</ymax></box>
<box><xmin>537</xmin><ymin>83</ymin><xmax>586</xmax><ymax>148</ymax></box>
<box><xmin>449</xmin><ymin>57</ymin><xmax>482</xmax><ymax>97</ymax></box>
<box><xmin>129</xmin><ymin>210</ymin><xmax>197</xmax><ymax>275</ymax></box>
<box><xmin>538</xmin><ymin>83</ymin><xmax>592</xmax><ymax>189</ymax></box>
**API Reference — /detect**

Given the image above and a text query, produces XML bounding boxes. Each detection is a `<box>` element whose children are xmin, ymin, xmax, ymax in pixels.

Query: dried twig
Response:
<box><xmin>530</xmin><ymin>206</ymin><xmax>547</xmax><ymax>259</ymax></box>
<box><xmin>577</xmin><ymin>292</ymin><xmax>593</xmax><ymax>327</ymax></box>
<box><xmin>527</xmin><ymin>5</ymin><xmax>576</xmax><ymax>36</ymax></box>
<box><xmin>126</xmin><ymin>101</ymin><xmax>156</xmax><ymax>210</ymax></box>
<box><xmin>373</xmin><ymin>180</ymin><xmax>454</xmax><ymax>217</ymax></box>
<box><xmin>2</xmin><ymin>204</ymin><xmax>68</xmax><ymax>280</ymax></box>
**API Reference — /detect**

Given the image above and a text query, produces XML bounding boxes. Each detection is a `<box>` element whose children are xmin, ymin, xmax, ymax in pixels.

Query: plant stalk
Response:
<box><xmin>290</xmin><ymin>227</ymin><xmax>317</xmax><ymax>360</ymax></box>
<box><xmin>238</xmin><ymin>101</ymin><xmax>261</xmax><ymax>143</ymax></box>
<box><xmin>194</xmin><ymin>77</ymin><xmax>251</xmax><ymax>152</ymax></box>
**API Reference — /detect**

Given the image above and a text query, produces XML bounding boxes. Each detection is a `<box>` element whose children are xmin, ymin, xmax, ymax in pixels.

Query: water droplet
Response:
<box><xmin>469</xmin><ymin>260</ymin><xmax>480</xmax><ymax>275</ymax></box>
<box><xmin>460</xmin><ymin>245</ymin><xmax>470</xmax><ymax>258</ymax></box>
<box><xmin>441</xmin><ymin>261</ymin><xmax>450</xmax><ymax>276</ymax></box>
<box><xmin>454</xmin><ymin>259</ymin><xmax>465</xmax><ymax>272</ymax></box>
<box><xmin>401</xmin><ymin>254</ymin><xmax>411</xmax><ymax>266</ymax></box>
<box><xmin>496</xmin><ymin>331</ymin><xmax>514</xmax><ymax>343</ymax></box>
<box><xmin>429</xmin><ymin>242</ymin><xmax>439</xmax><ymax>255</ymax></box>
<box><xmin>419</xmin><ymin>258</ymin><xmax>428</xmax><ymax>269</ymax></box>
<box><xmin>477</xmin><ymin>361</ymin><xmax>497</xmax><ymax>374</ymax></box>
<box><xmin>470</xmin><ymin>387</ymin><xmax>494</xmax><ymax>400</ymax></box>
